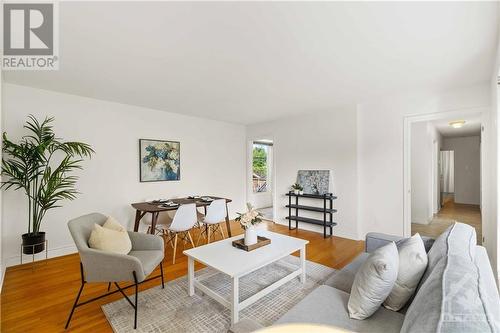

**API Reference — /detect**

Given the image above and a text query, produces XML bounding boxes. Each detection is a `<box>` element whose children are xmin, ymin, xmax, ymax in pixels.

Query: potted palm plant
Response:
<box><xmin>1</xmin><ymin>115</ymin><xmax>94</xmax><ymax>254</ymax></box>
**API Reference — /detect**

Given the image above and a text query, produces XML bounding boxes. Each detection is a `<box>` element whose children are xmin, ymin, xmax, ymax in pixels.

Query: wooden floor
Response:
<box><xmin>411</xmin><ymin>194</ymin><xmax>482</xmax><ymax>244</ymax></box>
<box><xmin>1</xmin><ymin>220</ymin><xmax>364</xmax><ymax>333</ymax></box>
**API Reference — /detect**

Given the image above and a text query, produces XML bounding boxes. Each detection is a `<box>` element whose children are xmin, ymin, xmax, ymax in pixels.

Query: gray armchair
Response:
<box><xmin>65</xmin><ymin>213</ymin><xmax>165</xmax><ymax>330</ymax></box>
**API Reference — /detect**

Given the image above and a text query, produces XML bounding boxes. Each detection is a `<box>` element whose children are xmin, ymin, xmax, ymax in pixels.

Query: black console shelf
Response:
<box><xmin>285</xmin><ymin>191</ymin><xmax>337</xmax><ymax>238</ymax></box>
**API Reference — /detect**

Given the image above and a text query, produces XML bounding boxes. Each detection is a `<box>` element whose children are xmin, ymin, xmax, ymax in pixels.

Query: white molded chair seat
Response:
<box><xmin>197</xmin><ymin>199</ymin><xmax>227</xmax><ymax>244</ymax></box>
<box><xmin>164</xmin><ymin>203</ymin><xmax>198</xmax><ymax>264</ymax></box>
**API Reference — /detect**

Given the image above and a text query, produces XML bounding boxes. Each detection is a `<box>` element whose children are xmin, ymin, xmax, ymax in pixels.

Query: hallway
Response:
<box><xmin>412</xmin><ymin>194</ymin><xmax>482</xmax><ymax>244</ymax></box>
<box><xmin>257</xmin><ymin>206</ymin><xmax>274</xmax><ymax>221</ymax></box>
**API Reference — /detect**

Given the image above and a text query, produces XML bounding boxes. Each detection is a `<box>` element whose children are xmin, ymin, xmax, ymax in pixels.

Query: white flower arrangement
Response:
<box><xmin>235</xmin><ymin>203</ymin><xmax>263</xmax><ymax>230</ymax></box>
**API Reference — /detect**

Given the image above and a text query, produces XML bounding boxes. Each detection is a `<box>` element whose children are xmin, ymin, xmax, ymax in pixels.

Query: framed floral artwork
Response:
<box><xmin>139</xmin><ymin>139</ymin><xmax>180</xmax><ymax>182</ymax></box>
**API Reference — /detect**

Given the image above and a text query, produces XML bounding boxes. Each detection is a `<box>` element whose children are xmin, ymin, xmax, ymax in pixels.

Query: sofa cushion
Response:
<box><xmin>384</xmin><ymin>233</ymin><xmax>428</xmax><ymax>311</ymax></box>
<box><xmin>401</xmin><ymin>248</ymin><xmax>498</xmax><ymax>333</ymax></box>
<box><xmin>348</xmin><ymin>242</ymin><xmax>399</xmax><ymax>319</ymax></box>
<box><xmin>473</xmin><ymin>246</ymin><xmax>500</xmax><ymax>332</ymax></box>
<box><xmin>276</xmin><ymin>285</ymin><xmax>404</xmax><ymax>332</ymax></box>
<box><xmin>366</xmin><ymin>232</ymin><xmax>435</xmax><ymax>253</ymax></box>
<box><xmin>419</xmin><ymin>222</ymin><xmax>476</xmax><ymax>288</ymax></box>
<box><xmin>324</xmin><ymin>252</ymin><xmax>369</xmax><ymax>293</ymax></box>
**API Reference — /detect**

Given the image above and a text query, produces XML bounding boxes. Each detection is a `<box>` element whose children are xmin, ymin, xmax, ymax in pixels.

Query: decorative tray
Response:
<box><xmin>232</xmin><ymin>236</ymin><xmax>271</xmax><ymax>252</ymax></box>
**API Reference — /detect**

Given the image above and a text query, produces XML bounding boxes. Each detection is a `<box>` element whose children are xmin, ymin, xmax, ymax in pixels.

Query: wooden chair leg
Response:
<box><xmin>172</xmin><ymin>233</ymin><xmax>178</xmax><ymax>264</ymax></box>
<box><xmin>219</xmin><ymin>223</ymin><xmax>226</xmax><ymax>239</ymax></box>
<box><xmin>166</xmin><ymin>230</ymin><xmax>174</xmax><ymax>248</ymax></box>
<box><xmin>187</xmin><ymin>231</ymin><xmax>195</xmax><ymax>248</ymax></box>
<box><xmin>207</xmin><ymin>226</ymin><xmax>211</xmax><ymax>244</ymax></box>
<box><xmin>196</xmin><ymin>226</ymin><xmax>204</xmax><ymax>246</ymax></box>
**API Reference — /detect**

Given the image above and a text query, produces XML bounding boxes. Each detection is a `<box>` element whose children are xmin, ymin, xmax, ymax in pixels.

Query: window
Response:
<box><xmin>252</xmin><ymin>143</ymin><xmax>269</xmax><ymax>192</ymax></box>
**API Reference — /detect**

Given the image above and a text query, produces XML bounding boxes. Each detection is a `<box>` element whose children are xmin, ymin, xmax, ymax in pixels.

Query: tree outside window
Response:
<box><xmin>253</xmin><ymin>144</ymin><xmax>268</xmax><ymax>192</ymax></box>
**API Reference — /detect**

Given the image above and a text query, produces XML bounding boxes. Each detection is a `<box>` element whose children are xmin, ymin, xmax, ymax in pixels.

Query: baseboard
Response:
<box><xmin>4</xmin><ymin>243</ymin><xmax>77</xmax><ymax>268</ymax></box>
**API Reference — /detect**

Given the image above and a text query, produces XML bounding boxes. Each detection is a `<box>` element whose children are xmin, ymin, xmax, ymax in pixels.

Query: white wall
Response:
<box><xmin>442</xmin><ymin>135</ymin><xmax>481</xmax><ymax>205</ymax></box>
<box><xmin>2</xmin><ymin>84</ymin><xmax>247</xmax><ymax>267</ymax></box>
<box><xmin>357</xmin><ymin>84</ymin><xmax>491</xmax><ymax>238</ymax></box>
<box><xmin>247</xmin><ymin>107</ymin><xmax>360</xmax><ymax>240</ymax></box>
<box><xmin>411</xmin><ymin>122</ymin><xmax>433</xmax><ymax>224</ymax></box>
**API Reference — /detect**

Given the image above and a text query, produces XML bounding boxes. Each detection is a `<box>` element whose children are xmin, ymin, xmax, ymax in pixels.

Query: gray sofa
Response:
<box><xmin>276</xmin><ymin>224</ymin><xmax>500</xmax><ymax>332</ymax></box>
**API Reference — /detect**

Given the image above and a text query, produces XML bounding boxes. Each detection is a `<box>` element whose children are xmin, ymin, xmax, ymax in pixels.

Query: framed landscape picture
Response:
<box><xmin>139</xmin><ymin>139</ymin><xmax>180</xmax><ymax>182</ymax></box>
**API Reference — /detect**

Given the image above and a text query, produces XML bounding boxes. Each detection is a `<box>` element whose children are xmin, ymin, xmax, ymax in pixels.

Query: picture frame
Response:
<box><xmin>296</xmin><ymin>170</ymin><xmax>331</xmax><ymax>195</ymax></box>
<box><xmin>139</xmin><ymin>139</ymin><xmax>181</xmax><ymax>182</ymax></box>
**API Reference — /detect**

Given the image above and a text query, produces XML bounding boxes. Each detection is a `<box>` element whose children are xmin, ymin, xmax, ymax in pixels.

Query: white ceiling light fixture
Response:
<box><xmin>449</xmin><ymin>120</ymin><xmax>466</xmax><ymax>129</ymax></box>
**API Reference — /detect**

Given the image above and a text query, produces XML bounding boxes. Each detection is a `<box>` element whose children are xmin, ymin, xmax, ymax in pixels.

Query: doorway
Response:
<box><xmin>440</xmin><ymin>150</ymin><xmax>454</xmax><ymax>207</ymax></box>
<box><xmin>406</xmin><ymin>114</ymin><xmax>482</xmax><ymax>243</ymax></box>
<box><xmin>249</xmin><ymin>140</ymin><xmax>274</xmax><ymax>221</ymax></box>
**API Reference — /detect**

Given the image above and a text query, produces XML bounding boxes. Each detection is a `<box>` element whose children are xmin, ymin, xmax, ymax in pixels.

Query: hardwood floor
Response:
<box><xmin>411</xmin><ymin>194</ymin><xmax>482</xmax><ymax>244</ymax></box>
<box><xmin>1</xmin><ymin>220</ymin><xmax>364</xmax><ymax>333</ymax></box>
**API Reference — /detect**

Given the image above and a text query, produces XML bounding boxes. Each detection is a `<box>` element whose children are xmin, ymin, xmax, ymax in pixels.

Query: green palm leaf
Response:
<box><xmin>1</xmin><ymin>115</ymin><xmax>94</xmax><ymax>234</ymax></box>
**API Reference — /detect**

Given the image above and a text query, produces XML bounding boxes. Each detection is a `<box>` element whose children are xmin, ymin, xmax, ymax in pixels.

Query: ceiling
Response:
<box><xmin>4</xmin><ymin>2</ymin><xmax>499</xmax><ymax>125</ymax></box>
<box><xmin>432</xmin><ymin>115</ymin><xmax>482</xmax><ymax>138</ymax></box>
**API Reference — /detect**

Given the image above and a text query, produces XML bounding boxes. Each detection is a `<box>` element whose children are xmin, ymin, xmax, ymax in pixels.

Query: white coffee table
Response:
<box><xmin>183</xmin><ymin>230</ymin><xmax>309</xmax><ymax>325</ymax></box>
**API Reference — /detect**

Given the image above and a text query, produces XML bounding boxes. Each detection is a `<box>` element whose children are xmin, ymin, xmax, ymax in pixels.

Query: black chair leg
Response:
<box><xmin>65</xmin><ymin>263</ymin><xmax>162</xmax><ymax>330</ymax></box>
<box><xmin>133</xmin><ymin>271</ymin><xmax>139</xmax><ymax>330</ymax></box>
<box><xmin>159</xmin><ymin>262</ymin><xmax>165</xmax><ymax>289</ymax></box>
<box><xmin>65</xmin><ymin>263</ymin><xmax>86</xmax><ymax>329</ymax></box>
<box><xmin>65</xmin><ymin>282</ymin><xmax>85</xmax><ymax>329</ymax></box>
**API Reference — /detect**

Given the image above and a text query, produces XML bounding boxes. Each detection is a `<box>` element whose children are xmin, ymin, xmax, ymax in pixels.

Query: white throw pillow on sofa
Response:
<box><xmin>348</xmin><ymin>242</ymin><xmax>399</xmax><ymax>320</ymax></box>
<box><xmin>383</xmin><ymin>233</ymin><xmax>428</xmax><ymax>311</ymax></box>
<box><xmin>88</xmin><ymin>222</ymin><xmax>131</xmax><ymax>255</ymax></box>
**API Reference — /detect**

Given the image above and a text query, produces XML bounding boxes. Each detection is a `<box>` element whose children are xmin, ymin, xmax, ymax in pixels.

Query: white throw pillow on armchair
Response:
<box><xmin>383</xmin><ymin>233</ymin><xmax>428</xmax><ymax>311</ymax></box>
<box><xmin>103</xmin><ymin>216</ymin><xmax>126</xmax><ymax>232</ymax></box>
<box><xmin>88</xmin><ymin>218</ymin><xmax>131</xmax><ymax>255</ymax></box>
<box><xmin>348</xmin><ymin>242</ymin><xmax>399</xmax><ymax>319</ymax></box>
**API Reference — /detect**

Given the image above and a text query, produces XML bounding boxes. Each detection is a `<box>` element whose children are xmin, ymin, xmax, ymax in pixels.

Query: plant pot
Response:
<box><xmin>244</xmin><ymin>227</ymin><xmax>258</xmax><ymax>246</ymax></box>
<box><xmin>22</xmin><ymin>232</ymin><xmax>45</xmax><ymax>254</ymax></box>
<box><xmin>293</xmin><ymin>190</ymin><xmax>300</xmax><ymax>195</ymax></box>
<box><xmin>299</xmin><ymin>191</ymin><xmax>304</xmax><ymax>195</ymax></box>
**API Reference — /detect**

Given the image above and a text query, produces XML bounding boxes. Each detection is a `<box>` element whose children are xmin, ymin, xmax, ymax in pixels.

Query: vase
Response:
<box><xmin>244</xmin><ymin>226</ymin><xmax>258</xmax><ymax>246</ymax></box>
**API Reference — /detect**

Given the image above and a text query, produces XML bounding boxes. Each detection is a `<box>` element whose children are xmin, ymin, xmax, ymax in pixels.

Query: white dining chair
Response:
<box><xmin>197</xmin><ymin>199</ymin><xmax>227</xmax><ymax>245</ymax></box>
<box><xmin>141</xmin><ymin>198</ymin><xmax>175</xmax><ymax>234</ymax></box>
<box><xmin>164</xmin><ymin>203</ymin><xmax>198</xmax><ymax>264</ymax></box>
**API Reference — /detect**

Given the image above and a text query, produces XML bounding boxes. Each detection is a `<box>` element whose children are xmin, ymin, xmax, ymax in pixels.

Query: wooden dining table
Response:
<box><xmin>131</xmin><ymin>196</ymin><xmax>233</xmax><ymax>237</ymax></box>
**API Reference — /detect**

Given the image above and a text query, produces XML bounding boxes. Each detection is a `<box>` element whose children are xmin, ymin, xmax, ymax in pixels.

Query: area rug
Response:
<box><xmin>102</xmin><ymin>255</ymin><xmax>335</xmax><ymax>333</ymax></box>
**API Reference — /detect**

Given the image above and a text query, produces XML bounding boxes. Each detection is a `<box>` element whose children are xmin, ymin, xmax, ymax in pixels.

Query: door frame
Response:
<box><xmin>432</xmin><ymin>138</ymin><xmax>439</xmax><ymax>215</ymax></box>
<box><xmin>246</xmin><ymin>136</ymin><xmax>276</xmax><ymax>221</ymax></box>
<box><xmin>403</xmin><ymin>107</ymin><xmax>487</xmax><ymax>237</ymax></box>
